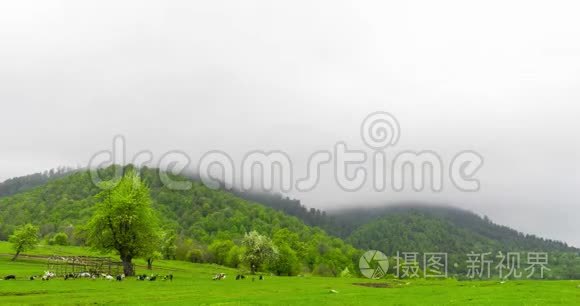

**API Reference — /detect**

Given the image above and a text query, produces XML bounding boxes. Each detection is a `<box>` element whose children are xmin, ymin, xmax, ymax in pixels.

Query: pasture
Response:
<box><xmin>0</xmin><ymin>242</ymin><xmax>578</xmax><ymax>305</ymax></box>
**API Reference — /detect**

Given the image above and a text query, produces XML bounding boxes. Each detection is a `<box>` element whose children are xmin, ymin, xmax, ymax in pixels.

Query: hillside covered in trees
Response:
<box><xmin>336</xmin><ymin>205</ymin><xmax>577</xmax><ymax>252</ymax></box>
<box><xmin>0</xmin><ymin>167</ymin><xmax>359</xmax><ymax>276</ymax></box>
<box><xmin>0</xmin><ymin>167</ymin><xmax>76</xmax><ymax>198</ymax></box>
<box><xmin>232</xmin><ymin>191</ymin><xmax>577</xmax><ymax>253</ymax></box>
<box><xmin>1</xmin><ymin>168</ymin><xmax>578</xmax><ymax>278</ymax></box>
<box><xmin>223</xmin><ymin>191</ymin><xmax>580</xmax><ymax>278</ymax></box>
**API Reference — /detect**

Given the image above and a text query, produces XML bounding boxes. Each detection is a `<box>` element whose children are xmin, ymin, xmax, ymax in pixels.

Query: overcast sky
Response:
<box><xmin>1</xmin><ymin>1</ymin><xmax>579</xmax><ymax>246</ymax></box>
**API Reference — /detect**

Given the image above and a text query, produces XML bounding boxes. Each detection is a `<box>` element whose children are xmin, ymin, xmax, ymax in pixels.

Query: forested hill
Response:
<box><xmin>229</xmin><ymin>190</ymin><xmax>330</xmax><ymax>227</ymax></box>
<box><xmin>230</xmin><ymin>193</ymin><xmax>580</xmax><ymax>278</ymax></box>
<box><xmin>2</xmin><ymin>169</ymin><xmax>576</xmax><ymax>255</ymax></box>
<box><xmin>0</xmin><ymin>167</ymin><xmax>76</xmax><ymax>198</ymax></box>
<box><xmin>333</xmin><ymin>205</ymin><xmax>577</xmax><ymax>252</ymax></box>
<box><xmin>350</xmin><ymin>205</ymin><xmax>575</xmax><ymax>252</ymax></box>
<box><xmin>225</xmin><ymin>191</ymin><xmax>578</xmax><ymax>254</ymax></box>
<box><xmin>0</xmin><ymin>167</ymin><xmax>359</xmax><ymax>276</ymax></box>
<box><xmin>1</xmin><ymin>168</ymin><xmax>577</xmax><ymax>277</ymax></box>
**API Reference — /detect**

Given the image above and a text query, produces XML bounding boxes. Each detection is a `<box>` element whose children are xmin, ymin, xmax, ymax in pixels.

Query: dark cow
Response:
<box><xmin>235</xmin><ymin>274</ymin><xmax>245</xmax><ymax>280</ymax></box>
<box><xmin>4</xmin><ymin>275</ymin><xmax>16</xmax><ymax>280</ymax></box>
<box><xmin>64</xmin><ymin>273</ymin><xmax>76</xmax><ymax>280</ymax></box>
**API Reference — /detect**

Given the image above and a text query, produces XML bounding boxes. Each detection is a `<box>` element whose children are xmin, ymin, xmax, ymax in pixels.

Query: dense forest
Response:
<box><xmin>0</xmin><ymin>167</ymin><xmax>359</xmax><ymax>276</ymax></box>
<box><xmin>0</xmin><ymin>167</ymin><xmax>76</xmax><ymax>198</ymax></box>
<box><xmin>0</xmin><ymin>167</ymin><xmax>578</xmax><ymax>278</ymax></box>
<box><xmin>227</xmin><ymin>191</ymin><xmax>576</xmax><ymax>253</ymax></box>
<box><xmin>221</xmin><ymin>190</ymin><xmax>580</xmax><ymax>278</ymax></box>
<box><xmin>229</xmin><ymin>190</ymin><xmax>330</xmax><ymax>228</ymax></box>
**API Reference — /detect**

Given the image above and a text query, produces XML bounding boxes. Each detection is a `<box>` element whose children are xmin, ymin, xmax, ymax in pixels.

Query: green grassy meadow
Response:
<box><xmin>0</xmin><ymin>242</ymin><xmax>578</xmax><ymax>305</ymax></box>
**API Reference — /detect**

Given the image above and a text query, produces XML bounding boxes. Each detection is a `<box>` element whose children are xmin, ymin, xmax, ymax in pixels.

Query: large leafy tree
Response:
<box><xmin>241</xmin><ymin>231</ymin><xmax>277</xmax><ymax>274</ymax></box>
<box><xmin>9</xmin><ymin>223</ymin><xmax>39</xmax><ymax>260</ymax></box>
<box><xmin>269</xmin><ymin>244</ymin><xmax>300</xmax><ymax>276</ymax></box>
<box><xmin>209</xmin><ymin>239</ymin><xmax>235</xmax><ymax>266</ymax></box>
<box><xmin>86</xmin><ymin>170</ymin><xmax>160</xmax><ymax>276</ymax></box>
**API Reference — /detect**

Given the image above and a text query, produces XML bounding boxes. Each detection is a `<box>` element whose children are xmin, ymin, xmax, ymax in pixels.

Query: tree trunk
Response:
<box><xmin>11</xmin><ymin>250</ymin><xmax>20</xmax><ymax>261</ymax></box>
<box><xmin>121</xmin><ymin>257</ymin><xmax>134</xmax><ymax>276</ymax></box>
<box><xmin>147</xmin><ymin>258</ymin><xmax>153</xmax><ymax>270</ymax></box>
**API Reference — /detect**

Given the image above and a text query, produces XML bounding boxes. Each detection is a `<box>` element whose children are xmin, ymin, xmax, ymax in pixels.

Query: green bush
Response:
<box><xmin>49</xmin><ymin>232</ymin><xmax>69</xmax><ymax>246</ymax></box>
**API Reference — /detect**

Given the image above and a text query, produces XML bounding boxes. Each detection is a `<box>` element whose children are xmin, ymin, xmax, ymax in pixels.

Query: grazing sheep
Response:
<box><xmin>163</xmin><ymin>274</ymin><xmax>173</xmax><ymax>281</ymax></box>
<box><xmin>42</xmin><ymin>271</ymin><xmax>55</xmax><ymax>281</ymax></box>
<box><xmin>235</xmin><ymin>274</ymin><xmax>245</xmax><ymax>280</ymax></box>
<box><xmin>213</xmin><ymin>273</ymin><xmax>226</xmax><ymax>280</ymax></box>
<box><xmin>137</xmin><ymin>274</ymin><xmax>148</xmax><ymax>281</ymax></box>
<box><xmin>149</xmin><ymin>275</ymin><xmax>157</xmax><ymax>281</ymax></box>
<box><xmin>116</xmin><ymin>274</ymin><xmax>125</xmax><ymax>281</ymax></box>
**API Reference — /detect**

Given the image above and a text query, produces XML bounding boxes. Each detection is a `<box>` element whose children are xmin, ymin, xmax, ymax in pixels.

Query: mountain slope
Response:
<box><xmin>225</xmin><ymin>191</ymin><xmax>577</xmax><ymax>253</ymax></box>
<box><xmin>0</xmin><ymin>167</ymin><xmax>76</xmax><ymax>198</ymax></box>
<box><xmin>243</xmin><ymin>199</ymin><xmax>580</xmax><ymax>278</ymax></box>
<box><xmin>0</xmin><ymin>167</ymin><xmax>359</xmax><ymax>276</ymax></box>
<box><xmin>333</xmin><ymin>205</ymin><xmax>577</xmax><ymax>253</ymax></box>
<box><xmin>1</xmin><ymin>169</ymin><xmax>578</xmax><ymax>278</ymax></box>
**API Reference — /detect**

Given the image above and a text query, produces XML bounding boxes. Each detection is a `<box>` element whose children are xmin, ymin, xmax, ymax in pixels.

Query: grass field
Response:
<box><xmin>0</xmin><ymin>242</ymin><xmax>578</xmax><ymax>305</ymax></box>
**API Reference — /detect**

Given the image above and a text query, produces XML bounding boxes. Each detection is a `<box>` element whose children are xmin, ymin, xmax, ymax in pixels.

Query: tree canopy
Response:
<box><xmin>242</xmin><ymin>231</ymin><xmax>277</xmax><ymax>274</ymax></box>
<box><xmin>9</xmin><ymin>223</ymin><xmax>39</xmax><ymax>260</ymax></box>
<box><xmin>85</xmin><ymin>170</ymin><xmax>160</xmax><ymax>276</ymax></box>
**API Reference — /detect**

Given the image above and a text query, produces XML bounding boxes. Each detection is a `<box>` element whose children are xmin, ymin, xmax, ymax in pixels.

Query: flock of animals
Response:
<box><xmin>3</xmin><ymin>272</ymin><xmax>263</xmax><ymax>281</ymax></box>
<box><xmin>213</xmin><ymin>273</ymin><xmax>264</xmax><ymax>281</ymax></box>
<box><xmin>2</xmin><ymin>271</ymin><xmax>173</xmax><ymax>281</ymax></box>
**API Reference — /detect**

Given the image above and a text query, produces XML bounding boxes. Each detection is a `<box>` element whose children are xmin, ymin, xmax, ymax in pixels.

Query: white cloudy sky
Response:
<box><xmin>0</xmin><ymin>1</ymin><xmax>579</xmax><ymax>246</ymax></box>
